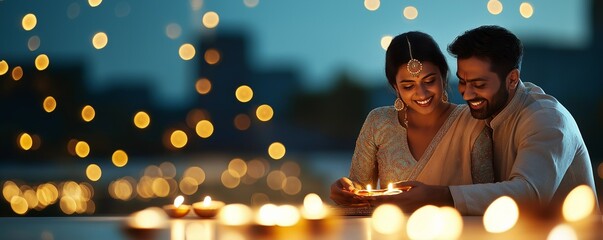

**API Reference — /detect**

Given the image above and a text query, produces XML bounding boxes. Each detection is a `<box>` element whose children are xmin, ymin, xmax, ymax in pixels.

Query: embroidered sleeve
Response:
<box><xmin>349</xmin><ymin>110</ymin><xmax>379</xmax><ymax>187</ymax></box>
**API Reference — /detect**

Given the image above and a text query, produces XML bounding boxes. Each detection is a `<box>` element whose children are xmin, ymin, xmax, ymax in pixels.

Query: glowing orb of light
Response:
<box><xmin>483</xmin><ymin>196</ymin><xmax>518</xmax><ymax>233</ymax></box>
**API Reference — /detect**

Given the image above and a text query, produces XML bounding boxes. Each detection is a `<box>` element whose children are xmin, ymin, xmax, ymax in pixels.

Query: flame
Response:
<box><xmin>366</xmin><ymin>184</ymin><xmax>372</xmax><ymax>192</ymax></box>
<box><xmin>387</xmin><ymin>183</ymin><xmax>394</xmax><ymax>191</ymax></box>
<box><xmin>174</xmin><ymin>195</ymin><xmax>184</xmax><ymax>208</ymax></box>
<box><xmin>203</xmin><ymin>196</ymin><xmax>212</xmax><ymax>206</ymax></box>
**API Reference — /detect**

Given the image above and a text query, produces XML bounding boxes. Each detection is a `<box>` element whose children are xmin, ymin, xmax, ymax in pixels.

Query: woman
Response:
<box><xmin>330</xmin><ymin>31</ymin><xmax>493</xmax><ymax>206</ymax></box>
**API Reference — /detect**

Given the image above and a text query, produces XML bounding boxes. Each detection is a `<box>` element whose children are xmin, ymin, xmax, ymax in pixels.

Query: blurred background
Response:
<box><xmin>0</xmin><ymin>0</ymin><xmax>602</xmax><ymax>216</ymax></box>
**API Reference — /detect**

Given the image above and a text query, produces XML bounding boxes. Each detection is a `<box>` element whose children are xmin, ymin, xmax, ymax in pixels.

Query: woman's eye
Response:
<box><xmin>402</xmin><ymin>85</ymin><xmax>413</xmax><ymax>89</ymax></box>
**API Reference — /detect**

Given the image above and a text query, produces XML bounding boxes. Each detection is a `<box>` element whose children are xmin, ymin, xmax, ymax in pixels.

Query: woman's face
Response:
<box><xmin>395</xmin><ymin>61</ymin><xmax>446</xmax><ymax>115</ymax></box>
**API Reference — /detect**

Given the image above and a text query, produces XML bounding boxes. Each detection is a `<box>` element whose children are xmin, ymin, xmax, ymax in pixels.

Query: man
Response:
<box><xmin>333</xmin><ymin>25</ymin><xmax>598</xmax><ymax>216</ymax></box>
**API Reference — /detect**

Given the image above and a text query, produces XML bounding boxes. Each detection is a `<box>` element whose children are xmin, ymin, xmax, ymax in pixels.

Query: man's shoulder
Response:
<box><xmin>518</xmin><ymin>84</ymin><xmax>573</xmax><ymax>128</ymax></box>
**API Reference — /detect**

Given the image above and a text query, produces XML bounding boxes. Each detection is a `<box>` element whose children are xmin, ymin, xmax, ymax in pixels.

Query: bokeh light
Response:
<box><xmin>75</xmin><ymin>141</ymin><xmax>90</xmax><ymax>158</ymax></box>
<box><xmin>483</xmin><ymin>196</ymin><xmax>518</xmax><ymax>233</ymax></box>
<box><xmin>235</xmin><ymin>85</ymin><xmax>253</xmax><ymax>102</ymax></box>
<box><xmin>247</xmin><ymin>159</ymin><xmax>268</xmax><ymax>179</ymax></box>
<box><xmin>35</xmin><ymin>54</ymin><xmax>49</xmax><ymax>71</ymax></box>
<box><xmin>81</xmin><ymin>105</ymin><xmax>96</xmax><ymax>122</ymax></box>
<box><xmin>487</xmin><ymin>0</ymin><xmax>503</xmax><ymax>15</ymax></box>
<box><xmin>437</xmin><ymin>207</ymin><xmax>463</xmax><ymax>239</ymax></box>
<box><xmin>151</xmin><ymin>178</ymin><xmax>170</xmax><ymax>197</ymax></box>
<box><xmin>380</xmin><ymin>35</ymin><xmax>393</xmax><ymax>51</ymax></box>
<box><xmin>92</xmin><ymin>32</ymin><xmax>108</xmax><ymax>49</ymax></box>
<box><xmin>403</xmin><ymin>6</ymin><xmax>418</xmax><ymax>20</ymax></box>
<box><xmin>183</xmin><ymin>166</ymin><xmax>205</xmax><ymax>185</ymax></box>
<box><xmin>22</xmin><ymin>13</ymin><xmax>37</xmax><ymax>31</ymax></box>
<box><xmin>179</xmin><ymin>177</ymin><xmax>198</xmax><ymax>195</ymax></box>
<box><xmin>268</xmin><ymin>142</ymin><xmax>286</xmax><ymax>160</ymax></box>
<box><xmin>204</xmin><ymin>48</ymin><xmax>221</xmax><ymax>65</ymax></box>
<box><xmin>3</xmin><ymin>181</ymin><xmax>21</xmax><ymax>202</ymax></box>
<box><xmin>86</xmin><ymin>164</ymin><xmax>102</xmax><ymax>181</ymax></box>
<box><xmin>547</xmin><ymin>224</ymin><xmax>578</xmax><ymax>240</ymax></box>
<box><xmin>0</xmin><ymin>60</ymin><xmax>8</xmax><ymax>75</ymax></box>
<box><xmin>282</xmin><ymin>176</ymin><xmax>302</xmax><ymax>195</ymax></box>
<box><xmin>12</xmin><ymin>66</ymin><xmax>23</xmax><ymax>81</ymax></box>
<box><xmin>18</xmin><ymin>133</ymin><xmax>33</xmax><ymax>150</ymax></box>
<box><xmin>179</xmin><ymin>43</ymin><xmax>196</xmax><ymax>60</ymax></box>
<box><xmin>43</xmin><ymin>96</ymin><xmax>57</xmax><ymax>112</ymax></box>
<box><xmin>562</xmin><ymin>185</ymin><xmax>595</xmax><ymax>222</ymax></box>
<box><xmin>195</xmin><ymin>78</ymin><xmax>212</xmax><ymax>94</ymax></box>
<box><xmin>195</xmin><ymin>120</ymin><xmax>214</xmax><ymax>138</ymax></box>
<box><xmin>202</xmin><ymin>11</ymin><xmax>220</xmax><ymax>28</ymax></box>
<box><xmin>221</xmin><ymin>169</ymin><xmax>241</xmax><ymax>189</ymax></box>
<box><xmin>217</xmin><ymin>204</ymin><xmax>253</xmax><ymax>226</ymax></box>
<box><xmin>166</xmin><ymin>23</ymin><xmax>182</xmax><ymax>39</ymax></box>
<box><xmin>406</xmin><ymin>205</ymin><xmax>444</xmax><ymax>239</ymax></box>
<box><xmin>280</xmin><ymin>161</ymin><xmax>300</xmax><ymax>177</ymax></box>
<box><xmin>88</xmin><ymin>0</ymin><xmax>103</xmax><ymax>7</ymax></box>
<box><xmin>364</xmin><ymin>0</ymin><xmax>380</xmax><ymax>11</ymax></box>
<box><xmin>11</xmin><ymin>196</ymin><xmax>29</xmax><ymax>215</ymax></box>
<box><xmin>256</xmin><ymin>104</ymin><xmax>274</xmax><ymax>121</ymax></box>
<box><xmin>234</xmin><ymin>114</ymin><xmax>251</xmax><ymax>130</ymax></box>
<box><xmin>159</xmin><ymin>162</ymin><xmax>177</xmax><ymax>179</ymax></box>
<box><xmin>133</xmin><ymin>111</ymin><xmax>151</xmax><ymax>129</ymax></box>
<box><xmin>275</xmin><ymin>205</ymin><xmax>300</xmax><ymax>227</ymax></box>
<box><xmin>112</xmin><ymin>149</ymin><xmax>128</xmax><ymax>167</ymax></box>
<box><xmin>28</xmin><ymin>36</ymin><xmax>41</xmax><ymax>51</ymax></box>
<box><xmin>372</xmin><ymin>204</ymin><xmax>404</xmax><ymax>235</ymax></box>
<box><xmin>243</xmin><ymin>0</ymin><xmax>259</xmax><ymax>8</ymax></box>
<box><xmin>170</xmin><ymin>130</ymin><xmax>188</xmax><ymax>148</ymax></box>
<box><xmin>228</xmin><ymin>158</ymin><xmax>248</xmax><ymax>176</ymax></box>
<box><xmin>520</xmin><ymin>2</ymin><xmax>534</xmax><ymax>18</ymax></box>
<box><xmin>266</xmin><ymin>170</ymin><xmax>286</xmax><ymax>190</ymax></box>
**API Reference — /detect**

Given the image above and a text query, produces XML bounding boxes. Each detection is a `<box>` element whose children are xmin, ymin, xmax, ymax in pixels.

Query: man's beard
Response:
<box><xmin>468</xmin><ymin>84</ymin><xmax>509</xmax><ymax>120</ymax></box>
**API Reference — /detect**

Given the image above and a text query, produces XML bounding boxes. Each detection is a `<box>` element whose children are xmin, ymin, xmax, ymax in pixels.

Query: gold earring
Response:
<box><xmin>442</xmin><ymin>91</ymin><xmax>449</xmax><ymax>103</ymax></box>
<box><xmin>403</xmin><ymin>108</ymin><xmax>408</xmax><ymax>127</ymax></box>
<box><xmin>394</xmin><ymin>98</ymin><xmax>405</xmax><ymax>111</ymax></box>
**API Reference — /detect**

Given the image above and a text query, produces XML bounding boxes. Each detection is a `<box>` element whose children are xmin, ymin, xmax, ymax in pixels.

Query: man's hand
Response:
<box><xmin>329</xmin><ymin>177</ymin><xmax>368</xmax><ymax>206</ymax></box>
<box><xmin>366</xmin><ymin>181</ymin><xmax>454</xmax><ymax>212</ymax></box>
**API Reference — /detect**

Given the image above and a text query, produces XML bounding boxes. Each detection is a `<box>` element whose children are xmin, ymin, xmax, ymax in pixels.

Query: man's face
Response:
<box><xmin>456</xmin><ymin>57</ymin><xmax>509</xmax><ymax>119</ymax></box>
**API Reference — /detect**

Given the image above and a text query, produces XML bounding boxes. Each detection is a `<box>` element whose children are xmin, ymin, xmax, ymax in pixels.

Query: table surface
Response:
<box><xmin>0</xmin><ymin>215</ymin><xmax>601</xmax><ymax>240</ymax></box>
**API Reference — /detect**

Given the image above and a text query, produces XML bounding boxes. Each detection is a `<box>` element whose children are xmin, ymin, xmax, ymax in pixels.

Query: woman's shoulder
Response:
<box><xmin>365</xmin><ymin>106</ymin><xmax>398</xmax><ymax>124</ymax></box>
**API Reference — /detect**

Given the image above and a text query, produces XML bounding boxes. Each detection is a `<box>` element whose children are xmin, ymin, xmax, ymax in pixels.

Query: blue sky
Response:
<box><xmin>0</xmin><ymin>0</ymin><xmax>590</xmax><ymax>106</ymax></box>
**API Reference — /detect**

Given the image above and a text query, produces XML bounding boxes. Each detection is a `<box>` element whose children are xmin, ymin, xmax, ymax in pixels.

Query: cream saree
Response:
<box><xmin>349</xmin><ymin>105</ymin><xmax>493</xmax><ymax>189</ymax></box>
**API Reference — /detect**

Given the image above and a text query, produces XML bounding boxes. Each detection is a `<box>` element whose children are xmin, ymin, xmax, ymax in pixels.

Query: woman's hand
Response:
<box><xmin>329</xmin><ymin>177</ymin><xmax>368</xmax><ymax>206</ymax></box>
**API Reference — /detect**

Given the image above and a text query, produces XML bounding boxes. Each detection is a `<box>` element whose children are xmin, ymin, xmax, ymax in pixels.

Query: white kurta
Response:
<box><xmin>450</xmin><ymin>82</ymin><xmax>599</xmax><ymax>215</ymax></box>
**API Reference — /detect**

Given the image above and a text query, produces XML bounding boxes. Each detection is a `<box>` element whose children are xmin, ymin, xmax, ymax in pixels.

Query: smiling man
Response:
<box><xmin>447</xmin><ymin>25</ymin><xmax>597</xmax><ymax>215</ymax></box>
<box><xmin>369</xmin><ymin>25</ymin><xmax>599</xmax><ymax>216</ymax></box>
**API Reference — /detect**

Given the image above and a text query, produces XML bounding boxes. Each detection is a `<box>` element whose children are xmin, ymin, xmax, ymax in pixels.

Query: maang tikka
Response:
<box><xmin>406</xmin><ymin>36</ymin><xmax>422</xmax><ymax>77</ymax></box>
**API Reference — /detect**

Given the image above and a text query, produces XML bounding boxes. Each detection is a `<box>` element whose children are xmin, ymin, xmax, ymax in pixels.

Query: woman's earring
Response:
<box><xmin>394</xmin><ymin>98</ymin><xmax>405</xmax><ymax>111</ymax></box>
<box><xmin>442</xmin><ymin>91</ymin><xmax>449</xmax><ymax>103</ymax></box>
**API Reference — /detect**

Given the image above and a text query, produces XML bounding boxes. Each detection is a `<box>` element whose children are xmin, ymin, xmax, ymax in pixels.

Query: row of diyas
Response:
<box><xmin>126</xmin><ymin>193</ymin><xmax>331</xmax><ymax>230</ymax></box>
<box><xmin>162</xmin><ymin>195</ymin><xmax>225</xmax><ymax>218</ymax></box>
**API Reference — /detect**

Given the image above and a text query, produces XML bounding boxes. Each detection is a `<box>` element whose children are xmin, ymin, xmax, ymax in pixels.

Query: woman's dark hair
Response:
<box><xmin>447</xmin><ymin>25</ymin><xmax>523</xmax><ymax>81</ymax></box>
<box><xmin>385</xmin><ymin>31</ymin><xmax>449</xmax><ymax>90</ymax></box>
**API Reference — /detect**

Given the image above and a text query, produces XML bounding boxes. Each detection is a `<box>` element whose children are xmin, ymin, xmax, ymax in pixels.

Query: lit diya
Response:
<box><xmin>193</xmin><ymin>196</ymin><xmax>225</xmax><ymax>218</ymax></box>
<box><xmin>163</xmin><ymin>195</ymin><xmax>190</xmax><ymax>218</ymax></box>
